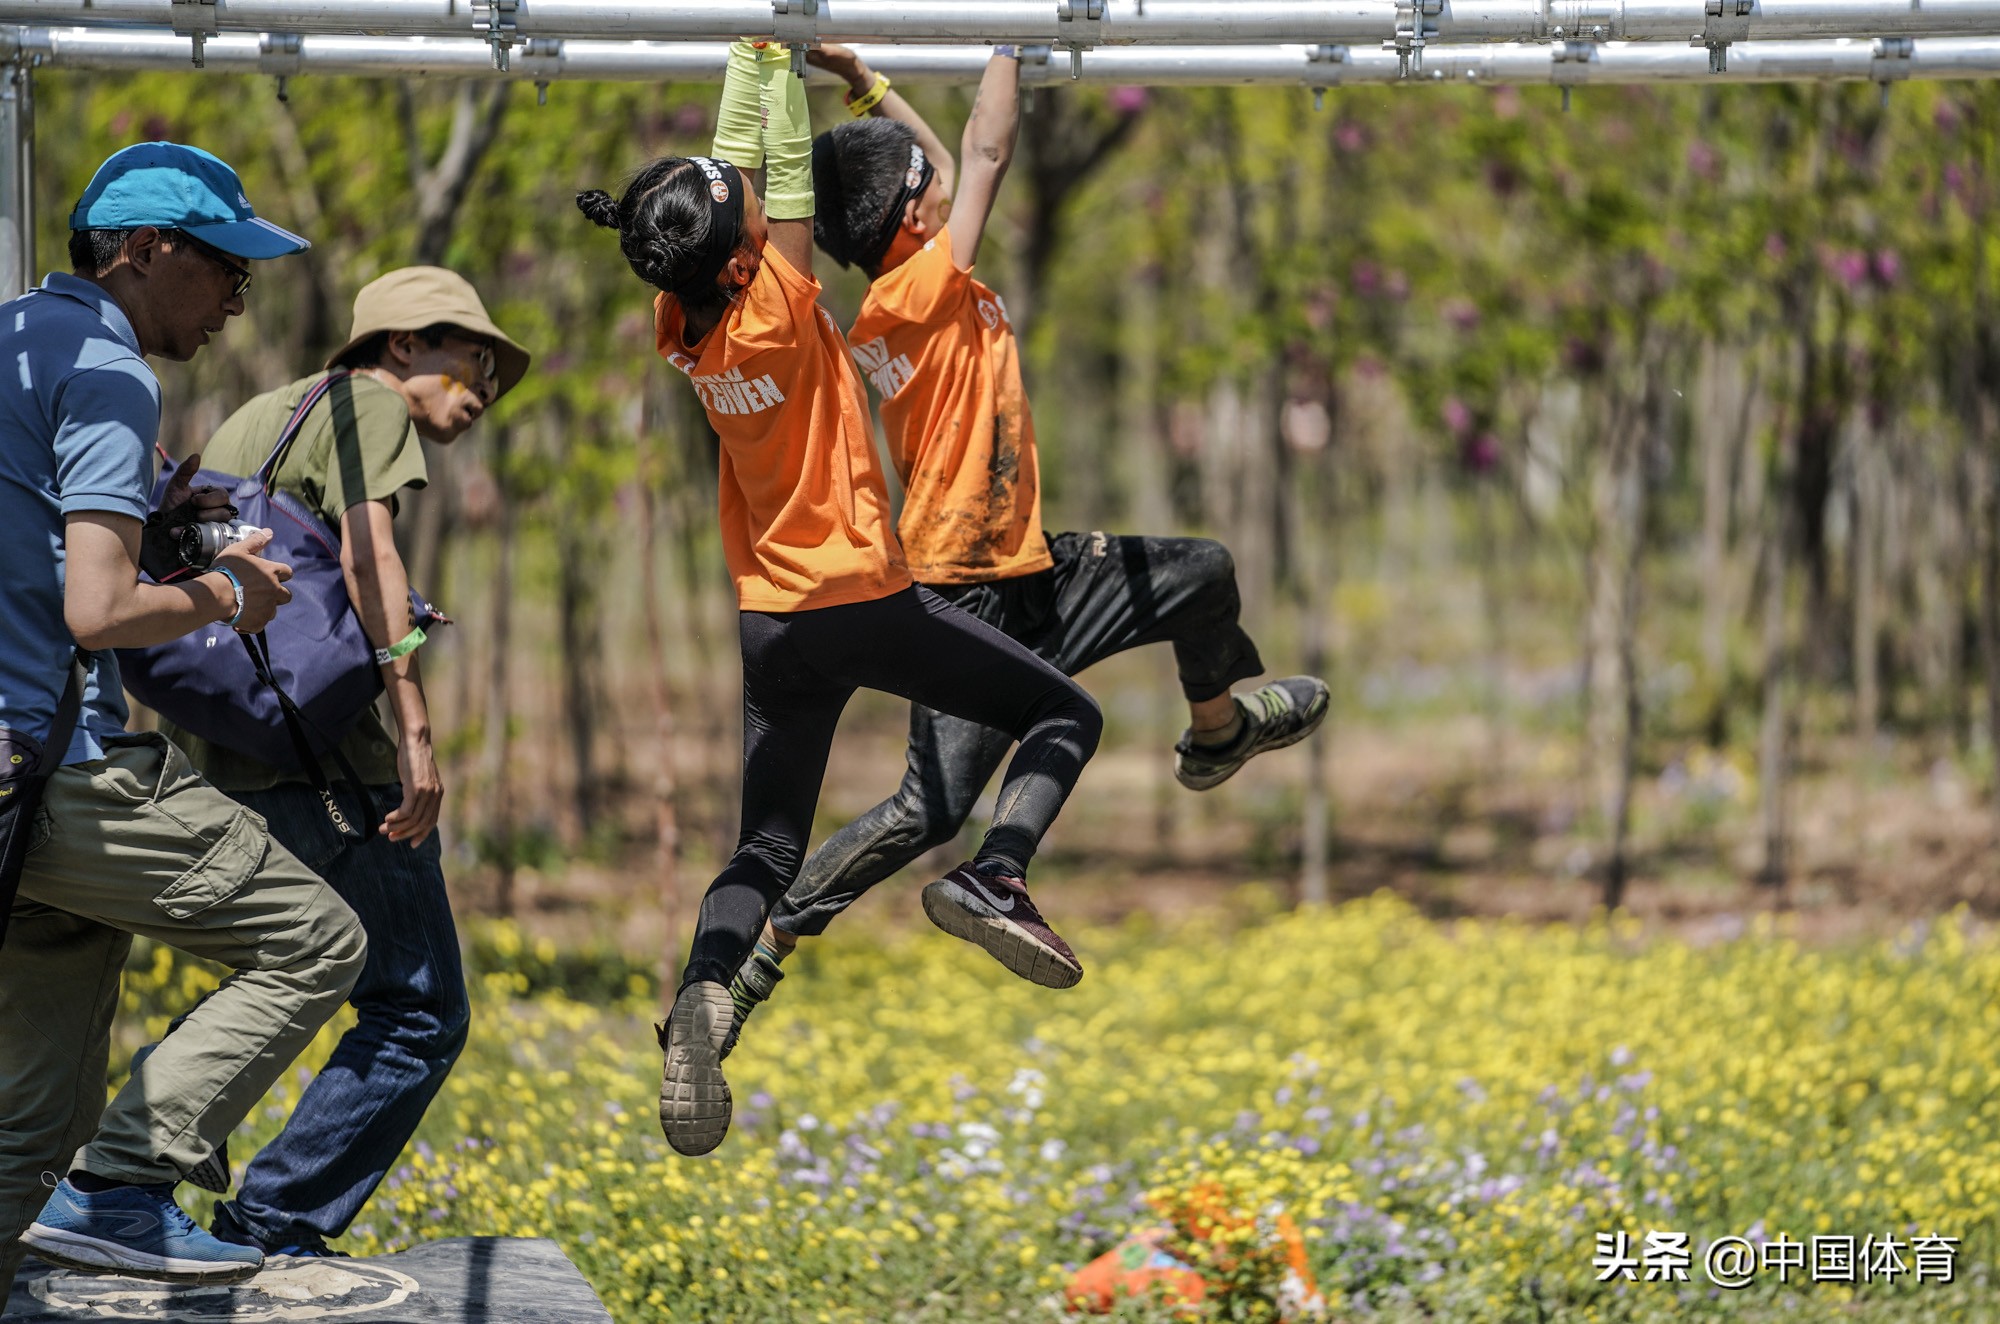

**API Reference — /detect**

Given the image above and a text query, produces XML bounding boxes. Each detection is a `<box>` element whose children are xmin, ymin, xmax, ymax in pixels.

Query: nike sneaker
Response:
<box><xmin>658</xmin><ymin>980</ymin><xmax>733</xmax><ymax>1156</ymax></box>
<box><xmin>921</xmin><ymin>863</ymin><xmax>1083</xmax><ymax>989</ymax></box>
<box><xmin>131</xmin><ymin>1041</ymin><xmax>231</xmax><ymax>1193</ymax></box>
<box><xmin>720</xmin><ymin>949</ymin><xmax>785</xmax><ymax>1062</ymax></box>
<box><xmin>1173</xmin><ymin>676</ymin><xmax>1331</xmax><ymax>791</ymax></box>
<box><xmin>21</xmin><ymin>1179</ymin><xmax>263</xmax><ymax>1284</ymax></box>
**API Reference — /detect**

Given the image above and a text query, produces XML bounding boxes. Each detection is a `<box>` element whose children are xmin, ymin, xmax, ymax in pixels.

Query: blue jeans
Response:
<box><xmin>215</xmin><ymin>782</ymin><xmax>468</xmax><ymax>1247</ymax></box>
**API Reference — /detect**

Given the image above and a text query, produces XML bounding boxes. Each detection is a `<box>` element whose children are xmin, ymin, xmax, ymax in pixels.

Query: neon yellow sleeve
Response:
<box><xmin>710</xmin><ymin>40</ymin><xmax>769</xmax><ymax>169</ymax></box>
<box><xmin>760</xmin><ymin>49</ymin><xmax>816</xmax><ymax>220</ymax></box>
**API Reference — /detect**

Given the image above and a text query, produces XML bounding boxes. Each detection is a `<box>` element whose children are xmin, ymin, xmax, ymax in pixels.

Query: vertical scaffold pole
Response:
<box><xmin>0</xmin><ymin>53</ymin><xmax>33</xmax><ymax>302</ymax></box>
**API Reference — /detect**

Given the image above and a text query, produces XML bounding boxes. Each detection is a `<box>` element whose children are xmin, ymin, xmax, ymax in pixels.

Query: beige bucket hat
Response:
<box><xmin>325</xmin><ymin>266</ymin><xmax>531</xmax><ymax>399</ymax></box>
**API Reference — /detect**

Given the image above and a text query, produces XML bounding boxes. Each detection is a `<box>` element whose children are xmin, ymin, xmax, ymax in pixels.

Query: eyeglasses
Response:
<box><xmin>449</xmin><ymin>336</ymin><xmax>498</xmax><ymax>386</ymax></box>
<box><xmin>167</xmin><ymin>230</ymin><xmax>253</xmax><ymax>300</ymax></box>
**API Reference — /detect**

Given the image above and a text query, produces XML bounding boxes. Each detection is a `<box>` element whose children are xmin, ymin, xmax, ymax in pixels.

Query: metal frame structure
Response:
<box><xmin>9</xmin><ymin>4</ymin><xmax>2000</xmax><ymax>297</ymax></box>
<box><xmin>7</xmin><ymin>27</ymin><xmax>1987</xmax><ymax>89</ymax></box>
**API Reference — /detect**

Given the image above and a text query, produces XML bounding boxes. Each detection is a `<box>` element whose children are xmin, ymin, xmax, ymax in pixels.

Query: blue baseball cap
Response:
<box><xmin>68</xmin><ymin>141</ymin><xmax>310</xmax><ymax>260</ymax></box>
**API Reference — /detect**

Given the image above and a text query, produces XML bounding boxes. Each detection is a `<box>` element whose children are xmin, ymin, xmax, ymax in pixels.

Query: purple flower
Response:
<box><xmin>1107</xmin><ymin>85</ymin><xmax>1149</xmax><ymax>115</ymax></box>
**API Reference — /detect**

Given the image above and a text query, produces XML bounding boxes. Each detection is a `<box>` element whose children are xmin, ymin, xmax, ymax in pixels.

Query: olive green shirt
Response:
<box><xmin>160</xmin><ymin>371</ymin><xmax>426</xmax><ymax>791</ymax></box>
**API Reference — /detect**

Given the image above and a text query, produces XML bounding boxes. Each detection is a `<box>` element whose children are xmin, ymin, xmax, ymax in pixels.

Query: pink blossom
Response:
<box><xmin>1685</xmin><ymin>140</ymin><xmax>1719</xmax><ymax>180</ymax></box>
<box><xmin>1464</xmin><ymin>432</ymin><xmax>1502</xmax><ymax>474</ymax></box>
<box><xmin>1108</xmin><ymin>85</ymin><xmax>1149</xmax><ymax>115</ymax></box>
<box><xmin>1335</xmin><ymin>121</ymin><xmax>1367</xmax><ymax>154</ymax></box>
<box><xmin>1442</xmin><ymin>397</ymin><xmax>1474</xmax><ymax>438</ymax></box>
<box><xmin>1764</xmin><ymin>233</ymin><xmax>1788</xmax><ymax>264</ymax></box>
<box><xmin>1443</xmin><ymin>298</ymin><xmax>1481</xmax><ymax>333</ymax></box>
<box><xmin>1385</xmin><ymin>269</ymin><xmax>1411</xmax><ymax>301</ymax></box>
<box><xmin>1872</xmin><ymin>249</ymin><xmax>1902</xmax><ymax>287</ymax></box>
<box><xmin>673</xmin><ymin>102</ymin><xmax>710</xmax><ymax>139</ymax></box>
<box><xmin>1350</xmin><ymin>259</ymin><xmax>1382</xmax><ymax>299</ymax></box>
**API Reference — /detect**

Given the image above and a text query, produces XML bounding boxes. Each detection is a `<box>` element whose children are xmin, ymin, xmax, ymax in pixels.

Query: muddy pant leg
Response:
<box><xmin>831</xmin><ymin>589</ymin><xmax>1102</xmax><ymax>879</ymax></box>
<box><xmin>0</xmin><ymin>902</ymin><xmax>128</xmax><ymax>1287</ymax></box>
<box><xmin>772</xmin><ymin>706</ymin><xmax>1014</xmax><ymax>937</ymax></box>
<box><xmin>1049</xmin><ymin>533</ymin><xmax>1265</xmax><ymax>701</ymax></box>
<box><xmin>680</xmin><ymin>615</ymin><xmax>852</xmax><ymax>990</ymax></box>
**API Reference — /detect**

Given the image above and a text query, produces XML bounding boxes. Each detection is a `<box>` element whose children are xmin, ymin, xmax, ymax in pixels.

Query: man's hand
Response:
<box><xmin>141</xmin><ymin>452</ymin><xmax>239</xmax><ymax>581</ymax></box>
<box><xmin>209</xmin><ymin>528</ymin><xmax>294</xmax><ymax>633</ymax></box>
<box><xmin>384</xmin><ymin>733</ymin><xmax>443</xmax><ymax>847</ymax></box>
<box><xmin>806</xmin><ymin>43</ymin><xmax>872</xmax><ymax>94</ymax></box>
<box><xmin>157</xmin><ymin>452</ymin><xmax>235</xmax><ymax>527</ymax></box>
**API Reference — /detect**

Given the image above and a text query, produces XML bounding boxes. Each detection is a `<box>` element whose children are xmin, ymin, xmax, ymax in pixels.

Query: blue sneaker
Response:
<box><xmin>20</xmin><ymin>1180</ymin><xmax>263</xmax><ymax>1284</ymax></box>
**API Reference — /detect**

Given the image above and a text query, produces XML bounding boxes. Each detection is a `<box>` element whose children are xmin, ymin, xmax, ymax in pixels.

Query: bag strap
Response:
<box><xmin>238</xmin><ymin>632</ymin><xmax>378</xmax><ymax>844</ymax></box>
<box><xmin>255</xmin><ymin>371</ymin><xmax>353</xmax><ymax>491</ymax></box>
<box><xmin>0</xmin><ymin>651</ymin><xmax>88</xmax><ymax>950</ymax></box>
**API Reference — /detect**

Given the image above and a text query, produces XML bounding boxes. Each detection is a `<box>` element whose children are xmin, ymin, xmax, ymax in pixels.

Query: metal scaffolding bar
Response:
<box><xmin>2</xmin><ymin>0</ymin><xmax>1999</xmax><ymax>46</ymax></box>
<box><xmin>4</xmin><ymin>27</ymin><xmax>1990</xmax><ymax>87</ymax></box>
<box><xmin>0</xmin><ymin>56</ymin><xmax>30</xmax><ymax>303</ymax></box>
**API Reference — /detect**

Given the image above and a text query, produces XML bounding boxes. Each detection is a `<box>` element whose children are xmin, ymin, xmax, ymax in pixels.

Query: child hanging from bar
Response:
<box><xmin>577</xmin><ymin>40</ymin><xmax>1102</xmax><ymax>1158</ymax></box>
<box><xmin>719</xmin><ymin>47</ymin><xmax>1330</xmax><ymax>1056</ymax></box>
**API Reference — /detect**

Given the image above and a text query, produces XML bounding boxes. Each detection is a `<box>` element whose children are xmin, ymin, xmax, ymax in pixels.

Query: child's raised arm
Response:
<box><xmin>808</xmin><ymin>45</ymin><xmax>958</xmax><ymax>202</ymax></box>
<box><xmin>947</xmin><ymin>49</ymin><xmax>1022</xmax><ymax>271</ymax></box>
<box><xmin>712</xmin><ymin>41</ymin><xmax>818</xmax><ymax>277</ymax></box>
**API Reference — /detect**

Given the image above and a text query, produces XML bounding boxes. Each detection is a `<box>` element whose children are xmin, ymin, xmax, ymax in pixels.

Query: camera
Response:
<box><xmin>174</xmin><ymin>519</ymin><xmax>261</xmax><ymax>571</ymax></box>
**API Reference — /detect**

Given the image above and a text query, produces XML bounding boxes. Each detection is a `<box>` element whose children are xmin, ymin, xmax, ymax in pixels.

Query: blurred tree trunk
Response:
<box><xmin>1015</xmin><ymin>89</ymin><xmax>1143</xmax><ymax>336</ymax></box>
<box><xmin>484</xmin><ymin>423</ymin><xmax>518</xmax><ymax>917</ymax></box>
<box><xmin>1759</xmin><ymin>402</ymin><xmax>1796</xmax><ymax>893</ymax></box>
<box><xmin>636</xmin><ymin>401</ymin><xmax>684</xmax><ymax>988</ymax></box>
<box><xmin>400</xmin><ymin>81</ymin><xmax>515</xmax><ymax>267</ymax></box>
<box><xmin>1118</xmin><ymin>260</ymin><xmax>1182</xmax><ymax>855</ymax></box>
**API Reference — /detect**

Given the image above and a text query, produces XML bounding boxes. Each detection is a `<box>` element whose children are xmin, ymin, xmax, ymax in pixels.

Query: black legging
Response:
<box><xmin>680</xmin><ymin>585</ymin><xmax>1102</xmax><ymax>989</ymax></box>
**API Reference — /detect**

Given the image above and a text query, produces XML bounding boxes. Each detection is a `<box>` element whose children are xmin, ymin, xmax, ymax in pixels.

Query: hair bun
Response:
<box><xmin>575</xmin><ymin>189</ymin><xmax>620</xmax><ymax>229</ymax></box>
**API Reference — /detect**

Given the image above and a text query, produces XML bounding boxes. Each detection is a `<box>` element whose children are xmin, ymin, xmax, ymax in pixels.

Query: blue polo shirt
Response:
<box><xmin>0</xmin><ymin>272</ymin><xmax>160</xmax><ymax>766</ymax></box>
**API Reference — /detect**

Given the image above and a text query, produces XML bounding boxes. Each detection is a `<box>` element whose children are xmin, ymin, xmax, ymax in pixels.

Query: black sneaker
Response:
<box><xmin>921</xmin><ymin>863</ymin><xmax>1083</xmax><ymax>989</ymax></box>
<box><xmin>133</xmin><ymin>1042</ymin><xmax>231</xmax><ymax>1194</ymax></box>
<box><xmin>1174</xmin><ymin>676</ymin><xmax>1330</xmax><ymax>791</ymax></box>
<box><xmin>187</xmin><ymin>1141</ymin><xmax>230</xmax><ymax>1195</ymax></box>
<box><xmin>720</xmin><ymin>950</ymin><xmax>785</xmax><ymax>1062</ymax></box>
<box><xmin>657</xmin><ymin>981</ymin><xmax>733</xmax><ymax>1156</ymax></box>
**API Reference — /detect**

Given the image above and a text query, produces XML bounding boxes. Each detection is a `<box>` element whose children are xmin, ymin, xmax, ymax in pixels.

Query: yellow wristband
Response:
<box><xmin>846</xmin><ymin>72</ymin><xmax>891</xmax><ymax>117</ymax></box>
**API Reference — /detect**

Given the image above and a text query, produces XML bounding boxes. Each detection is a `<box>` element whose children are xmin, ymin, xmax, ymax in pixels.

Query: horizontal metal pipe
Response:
<box><xmin>2</xmin><ymin>0</ymin><xmax>2000</xmax><ymax>45</ymax></box>
<box><xmin>6</xmin><ymin>25</ymin><xmax>1990</xmax><ymax>85</ymax></box>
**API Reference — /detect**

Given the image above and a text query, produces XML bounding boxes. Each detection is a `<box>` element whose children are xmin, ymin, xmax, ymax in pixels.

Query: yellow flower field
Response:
<box><xmin>122</xmin><ymin>895</ymin><xmax>2000</xmax><ymax>1321</ymax></box>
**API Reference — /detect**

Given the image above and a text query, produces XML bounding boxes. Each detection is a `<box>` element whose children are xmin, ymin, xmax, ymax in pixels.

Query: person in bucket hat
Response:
<box><xmin>155</xmin><ymin>268</ymin><xmax>528</xmax><ymax>1259</ymax></box>
<box><xmin>5</xmin><ymin>142</ymin><xmax>365</xmax><ymax>1288</ymax></box>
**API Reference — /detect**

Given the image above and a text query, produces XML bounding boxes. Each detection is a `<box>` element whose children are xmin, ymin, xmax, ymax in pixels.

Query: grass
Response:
<box><xmin>114</xmin><ymin>895</ymin><xmax>2000</xmax><ymax>1322</ymax></box>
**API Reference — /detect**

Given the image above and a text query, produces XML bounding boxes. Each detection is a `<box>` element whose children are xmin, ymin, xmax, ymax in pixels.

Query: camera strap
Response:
<box><xmin>239</xmin><ymin>631</ymin><xmax>377</xmax><ymax>844</ymax></box>
<box><xmin>0</xmin><ymin>651</ymin><xmax>89</xmax><ymax>950</ymax></box>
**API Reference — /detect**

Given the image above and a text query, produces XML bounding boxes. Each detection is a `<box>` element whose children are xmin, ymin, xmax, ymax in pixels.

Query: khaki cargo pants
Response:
<box><xmin>0</xmin><ymin>734</ymin><xmax>366</xmax><ymax>1285</ymax></box>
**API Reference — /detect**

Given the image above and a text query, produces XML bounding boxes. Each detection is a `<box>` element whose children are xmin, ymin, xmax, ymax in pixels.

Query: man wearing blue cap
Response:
<box><xmin>0</xmin><ymin>142</ymin><xmax>367</xmax><ymax>1288</ymax></box>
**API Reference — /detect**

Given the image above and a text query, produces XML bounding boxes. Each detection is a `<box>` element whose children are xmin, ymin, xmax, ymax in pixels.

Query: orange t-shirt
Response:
<box><xmin>848</xmin><ymin>229</ymin><xmax>1052</xmax><ymax>585</ymax></box>
<box><xmin>656</xmin><ymin>243</ymin><xmax>911</xmax><ymax>613</ymax></box>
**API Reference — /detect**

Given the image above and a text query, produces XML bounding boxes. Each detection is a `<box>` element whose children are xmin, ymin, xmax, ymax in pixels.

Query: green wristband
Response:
<box><xmin>373</xmin><ymin>626</ymin><xmax>427</xmax><ymax>667</ymax></box>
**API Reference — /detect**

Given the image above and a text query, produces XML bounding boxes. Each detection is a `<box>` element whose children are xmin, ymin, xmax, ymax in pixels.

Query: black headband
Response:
<box><xmin>672</xmin><ymin>156</ymin><xmax>747</xmax><ymax>299</ymax></box>
<box><xmin>857</xmin><ymin>143</ymin><xmax>936</xmax><ymax>273</ymax></box>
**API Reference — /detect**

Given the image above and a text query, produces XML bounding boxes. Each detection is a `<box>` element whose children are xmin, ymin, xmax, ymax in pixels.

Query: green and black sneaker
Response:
<box><xmin>720</xmin><ymin>949</ymin><xmax>785</xmax><ymax>1061</ymax></box>
<box><xmin>1173</xmin><ymin>676</ymin><xmax>1330</xmax><ymax>791</ymax></box>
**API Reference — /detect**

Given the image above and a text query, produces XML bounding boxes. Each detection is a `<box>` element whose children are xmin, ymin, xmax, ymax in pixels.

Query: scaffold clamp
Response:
<box><xmin>169</xmin><ymin>0</ymin><xmax>217</xmax><ymax>68</ymax></box>
<box><xmin>1694</xmin><ymin>0</ymin><xmax>1753</xmax><ymax>74</ymax></box>
<box><xmin>1386</xmin><ymin>0</ymin><xmax>1443</xmax><ymax>79</ymax></box>
<box><xmin>1057</xmin><ymin>0</ymin><xmax>1104</xmax><ymax>80</ymax></box>
<box><xmin>474</xmin><ymin>0</ymin><xmax>520</xmax><ymax>71</ymax></box>
<box><xmin>773</xmin><ymin>0</ymin><xmax>820</xmax><ymax>60</ymax></box>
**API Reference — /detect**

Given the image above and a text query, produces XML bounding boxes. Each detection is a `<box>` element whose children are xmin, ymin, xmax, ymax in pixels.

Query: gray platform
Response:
<box><xmin>5</xmin><ymin>1236</ymin><xmax>611</xmax><ymax>1323</ymax></box>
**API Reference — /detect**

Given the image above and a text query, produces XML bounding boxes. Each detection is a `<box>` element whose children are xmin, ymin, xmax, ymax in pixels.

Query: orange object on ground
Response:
<box><xmin>1067</xmin><ymin>1184</ymin><xmax>1327</xmax><ymax>1318</ymax></box>
<box><xmin>655</xmin><ymin>242</ymin><xmax>911</xmax><ymax>613</ymax></box>
<box><xmin>848</xmin><ymin>227</ymin><xmax>1053</xmax><ymax>586</ymax></box>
